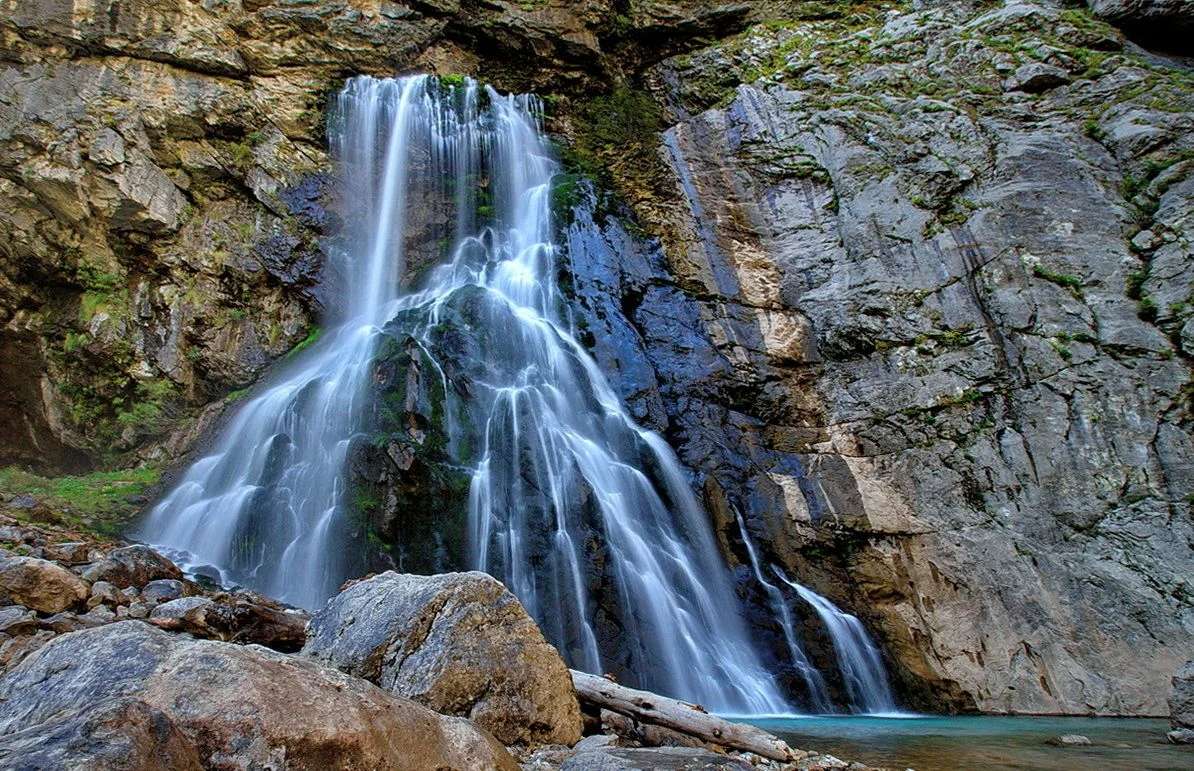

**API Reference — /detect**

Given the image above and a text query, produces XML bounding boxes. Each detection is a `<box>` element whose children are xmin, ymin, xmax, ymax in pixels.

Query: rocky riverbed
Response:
<box><xmin>0</xmin><ymin>512</ymin><xmax>879</xmax><ymax>770</ymax></box>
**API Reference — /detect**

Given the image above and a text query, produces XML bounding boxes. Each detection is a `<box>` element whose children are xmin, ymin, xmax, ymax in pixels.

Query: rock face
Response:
<box><xmin>0</xmin><ymin>621</ymin><xmax>517</xmax><ymax>770</ymax></box>
<box><xmin>303</xmin><ymin>571</ymin><xmax>583</xmax><ymax>747</ymax></box>
<box><xmin>0</xmin><ymin>557</ymin><xmax>88</xmax><ymax>614</ymax></box>
<box><xmin>1170</xmin><ymin>661</ymin><xmax>1194</xmax><ymax>744</ymax></box>
<box><xmin>557</xmin><ymin>1</ymin><xmax>1194</xmax><ymax>714</ymax></box>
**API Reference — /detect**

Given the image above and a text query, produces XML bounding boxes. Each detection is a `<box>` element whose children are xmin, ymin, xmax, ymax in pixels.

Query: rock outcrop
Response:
<box><xmin>559</xmin><ymin>0</ymin><xmax>1194</xmax><ymax>714</ymax></box>
<box><xmin>0</xmin><ymin>621</ymin><xmax>518</xmax><ymax>770</ymax></box>
<box><xmin>304</xmin><ymin>571</ymin><xmax>583</xmax><ymax>747</ymax></box>
<box><xmin>1170</xmin><ymin>661</ymin><xmax>1194</xmax><ymax>744</ymax></box>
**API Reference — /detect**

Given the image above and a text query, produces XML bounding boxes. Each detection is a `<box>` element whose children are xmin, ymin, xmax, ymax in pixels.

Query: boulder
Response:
<box><xmin>0</xmin><ymin>621</ymin><xmax>517</xmax><ymax>770</ymax></box>
<box><xmin>141</xmin><ymin>579</ymin><xmax>186</xmax><ymax>604</ymax></box>
<box><xmin>303</xmin><ymin>571</ymin><xmax>583</xmax><ymax>747</ymax></box>
<box><xmin>1170</xmin><ymin>660</ymin><xmax>1194</xmax><ymax>744</ymax></box>
<box><xmin>81</xmin><ymin>546</ymin><xmax>181</xmax><ymax>588</ymax></box>
<box><xmin>0</xmin><ymin>697</ymin><xmax>202</xmax><ymax>770</ymax></box>
<box><xmin>0</xmin><ymin>557</ymin><xmax>89</xmax><ymax>613</ymax></box>
<box><xmin>148</xmin><ymin>594</ymin><xmax>308</xmax><ymax>651</ymax></box>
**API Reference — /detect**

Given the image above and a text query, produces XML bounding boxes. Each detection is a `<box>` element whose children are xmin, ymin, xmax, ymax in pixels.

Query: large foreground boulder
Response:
<box><xmin>303</xmin><ymin>571</ymin><xmax>583</xmax><ymax>747</ymax></box>
<box><xmin>1170</xmin><ymin>661</ymin><xmax>1194</xmax><ymax>744</ymax></box>
<box><xmin>0</xmin><ymin>697</ymin><xmax>203</xmax><ymax>770</ymax></box>
<box><xmin>0</xmin><ymin>621</ymin><xmax>517</xmax><ymax>770</ymax></box>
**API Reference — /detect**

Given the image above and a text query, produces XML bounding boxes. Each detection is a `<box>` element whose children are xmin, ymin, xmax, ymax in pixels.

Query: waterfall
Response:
<box><xmin>733</xmin><ymin>510</ymin><xmax>833</xmax><ymax>712</ymax></box>
<box><xmin>773</xmin><ymin>568</ymin><xmax>900</xmax><ymax>715</ymax></box>
<box><xmin>139</xmin><ymin>74</ymin><xmax>790</xmax><ymax>714</ymax></box>
<box><xmin>136</xmin><ymin>76</ymin><xmax>425</xmax><ymax>606</ymax></box>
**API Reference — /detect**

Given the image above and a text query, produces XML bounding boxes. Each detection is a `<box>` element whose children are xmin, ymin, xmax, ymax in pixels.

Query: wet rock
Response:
<box><xmin>82</xmin><ymin>546</ymin><xmax>182</xmax><ymax>589</ymax></box>
<box><xmin>0</xmin><ymin>556</ymin><xmax>89</xmax><ymax>613</ymax></box>
<box><xmin>303</xmin><ymin>571</ymin><xmax>583</xmax><ymax>747</ymax></box>
<box><xmin>0</xmin><ymin>697</ymin><xmax>202</xmax><ymax>771</ymax></box>
<box><xmin>1170</xmin><ymin>660</ymin><xmax>1194</xmax><ymax>744</ymax></box>
<box><xmin>0</xmin><ymin>621</ymin><xmax>517</xmax><ymax>770</ymax></box>
<box><xmin>1046</xmin><ymin>734</ymin><xmax>1092</xmax><ymax>746</ymax></box>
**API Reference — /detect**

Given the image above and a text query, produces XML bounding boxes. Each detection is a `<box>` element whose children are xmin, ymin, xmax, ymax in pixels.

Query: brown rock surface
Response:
<box><xmin>303</xmin><ymin>571</ymin><xmax>583</xmax><ymax>747</ymax></box>
<box><xmin>0</xmin><ymin>557</ymin><xmax>88</xmax><ymax>613</ymax></box>
<box><xmin>0</xmin><ymin>620</ymin><xmax>518</xmax><ymax>770</ymax></box>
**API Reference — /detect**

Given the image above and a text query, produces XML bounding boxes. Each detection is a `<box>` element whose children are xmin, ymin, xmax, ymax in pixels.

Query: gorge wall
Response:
<box><xmin>1</xmin><ymin>0</ymin><xmax>1191</xmax><ymax>716</ymax></box>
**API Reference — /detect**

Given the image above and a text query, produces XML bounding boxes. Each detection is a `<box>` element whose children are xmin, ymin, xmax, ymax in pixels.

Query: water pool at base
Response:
<box><xmin>743</xmin><ymin>716</ymin><xmax>1191</xmax><ymax>770</ymax></box>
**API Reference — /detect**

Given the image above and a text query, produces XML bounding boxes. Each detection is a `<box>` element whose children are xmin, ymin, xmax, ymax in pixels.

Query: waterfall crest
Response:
<box><xmin>139</xmin><ymin>74</ymin><xmax>790</xmax><ymax>714</ymax></box>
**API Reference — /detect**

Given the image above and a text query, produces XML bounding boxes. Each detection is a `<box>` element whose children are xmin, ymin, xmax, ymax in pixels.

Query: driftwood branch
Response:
<box><xmin>570</xmin><ymin>670</ymin><xmax>794</xmax><ymax>762</ymax></box>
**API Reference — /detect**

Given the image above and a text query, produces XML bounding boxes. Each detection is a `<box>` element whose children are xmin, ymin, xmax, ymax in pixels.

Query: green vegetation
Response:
<box><xmin>1032</xmin><ymin>264</ymin><xmax>1083</xmax><ymax>294</ymax></box>
<box><xmin>438</xmin><ymin>73</ymin><xmax>467</xmax><ymax>89</ymax></box>
<box><xmin>288</xmin><ymin>326</ymin><xmax>323</xmax><ymax>357</ymax></box>
<box><xmin>0</xmin><ymin>465</ymin><xmax>160</xmax><ymax>536</ymax></box>
<box><xmin>564</xmin><ymin>85</ymin><xmax>665</xmax><ymax>201</ymax></box>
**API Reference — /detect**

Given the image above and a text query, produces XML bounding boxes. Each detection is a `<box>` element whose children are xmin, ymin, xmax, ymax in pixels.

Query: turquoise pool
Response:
<box><xmin>743</xmin><ymin>715</ymin><xmax>1192</xmax><ymax>770</ymax></box>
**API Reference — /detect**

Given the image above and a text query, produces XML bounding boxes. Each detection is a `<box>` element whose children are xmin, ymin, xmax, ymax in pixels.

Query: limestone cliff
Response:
<box><xmin>0</xmin><ymin>0</ymin><xmax>1190</xmax><ymax>717</ymax></box>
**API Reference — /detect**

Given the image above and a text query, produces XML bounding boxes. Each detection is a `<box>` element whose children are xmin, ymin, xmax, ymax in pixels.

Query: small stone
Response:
<box><xmin>41</xmin><ymin>611</ymin><xmax>106</xmax><ymax>634</ymax></box>
<box><xmin>126</xmin><ymin>603</ymin><xmax>150</xmax><ymax>619</ymax></box>
<box><xmin>7</xmin><ymin>496</ymin><xmax>36</xmax><ymax>511</ymax></box>
<box><xmin>1046</xmin><ymin>734</ymin><xmax>1092</xmax><ymax>746</ymax></box>
<box><xmin>1131</xmin><ymin>229</ymin><xmax>1160</xmax><ymax>252</ymax></box>
<box><xmin>0</xmin><ymin>527</ymin><xmax>28</xmax><ymax>544</ymax></box>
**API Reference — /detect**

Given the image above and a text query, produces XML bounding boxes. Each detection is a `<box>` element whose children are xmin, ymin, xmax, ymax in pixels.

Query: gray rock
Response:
<box><xmin>1004</xmin><ymin>62</ymin><xmax>1071</xmax><ymax>93</ymax></box>
<box><xmin>303</xmin><ymin>571</ymin><xmax>583</xmax><ymax>747</ymax></box>
<box><xmin>86</xmin><ymin>128</ymin><xmax>126</xmax><ymax>167</ymax></box>
<box><xmin>0</xmin><ymin>621</ymin><xmax>517</xmax><ymax>769</ymax></box>
<box><xmin>1088</xmin><ymin>1</ymin><xmax>1194</xmax><ymax>34</ymax></box>
<box><xmin>0</xmin><ymin>697</ymin><xmax>202</xmax><ymax>770</ymax></box>
<box><xmin>140</xmin><ymin>578</ymin><xmax>185</xmax><ymax>604</ymax></box>
<box><xmin>82</xmin><ymin>546</ymin><xmax>181</xmax><ymax>589</ymax></box>
<box><xmin>561</xmin><ymin>746</ymin><xmax>754</xmax><ymax>770</ymax></box>
<box><xmin>1170</xmin><ymin>661</ymin><xmax>1194</xmax><ymax>743</ymax></box>
<box><xmin>0</xmin><ymin>606</ymin><xmax>37</xmax><ymax>636</ymax></box>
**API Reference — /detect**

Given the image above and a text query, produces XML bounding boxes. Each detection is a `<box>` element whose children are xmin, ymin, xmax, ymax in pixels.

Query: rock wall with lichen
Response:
<box><xmin>1</xmin><ymin>0</ymin><xmax>1191</xmax><ymax>716</ymax></box>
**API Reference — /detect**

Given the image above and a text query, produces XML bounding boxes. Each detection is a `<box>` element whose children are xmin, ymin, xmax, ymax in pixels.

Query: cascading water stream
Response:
<box><xmin>733</xmin><ymin>509</ymin><xmax>833</xmax><ymax>713</ymax></box>
<box><xmin>137</xmin><ymin>77</ymin><xmax>427</xmax><ymax>606</ymax></box>
<box><xmin>138</xmin><ymin>74</ymin><xmax>791</xmax><ymax>714</ymax></box>
<box><xmin>773</xmin><ymin>568</ymin><xmax>900</xmax><ymax>715</ymax></box>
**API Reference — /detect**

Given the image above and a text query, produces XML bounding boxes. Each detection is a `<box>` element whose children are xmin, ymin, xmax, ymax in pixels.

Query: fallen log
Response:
<box><xmin>570</xmin><ymin>670</ymin><xmax>794</xmax><ymax>762</ymax></box>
